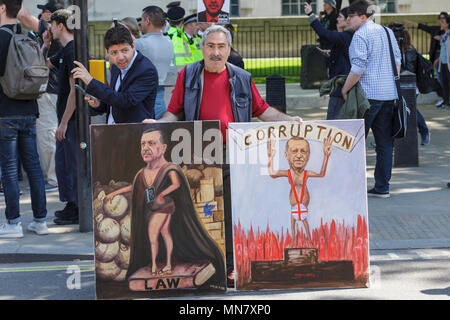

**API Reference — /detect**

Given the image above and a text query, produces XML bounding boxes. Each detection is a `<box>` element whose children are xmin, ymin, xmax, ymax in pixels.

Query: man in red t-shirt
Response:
<box><xmin>148</xmin><ymin>27</ymin><xmax>301</xmax><ymax>140</ymax></box>
<box><xmin>144</xmin><ymin>25</ymin><xmax>302</xmax><ymax>286</ymax></box>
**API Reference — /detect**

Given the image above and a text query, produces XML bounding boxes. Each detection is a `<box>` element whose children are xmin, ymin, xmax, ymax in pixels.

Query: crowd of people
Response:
<box><xmin>0</xmin><ymin>0</ymin><xmax>449</xmax><ymax>285</ymax></box>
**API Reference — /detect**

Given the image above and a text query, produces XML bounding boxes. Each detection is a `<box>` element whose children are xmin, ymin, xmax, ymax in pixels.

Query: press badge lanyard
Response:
<box><xmin>288</xmin><ymin>170</ymin><xmax>308</xmax><ymax>214</ymax></box>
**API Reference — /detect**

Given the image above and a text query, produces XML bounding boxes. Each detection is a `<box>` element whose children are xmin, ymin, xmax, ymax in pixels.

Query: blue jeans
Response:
<box><xmin>365</xmin><ymin>100</ymin><xmax>395</xmax><ymax>193</ymax></box>
<box><xmin>55</xmin><ymin>120</ymin><xmax>78</xmax><ymax>205</ymax></box>
<box><xmin>327</xmin><ymin>96</ymin><xmax>344</xmax><ymax>120</ymax></box>
<box><xmin>0</xmin><ymin>116</ymin><xmax>47</xmax><ymax>223</ymax></box>
<box><xmin>417</xmin><ymin>109</ymin><xmax>429</xmax><ymax>139</ymax></box>
<box><xmin>154</xmin><ymin>86</ymin><xmax>166</xmax><ymax>120</ymax></box>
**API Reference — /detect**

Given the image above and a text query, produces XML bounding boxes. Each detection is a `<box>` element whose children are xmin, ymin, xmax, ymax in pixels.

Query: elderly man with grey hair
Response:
<box><xmin>144</xmin><ymin>24</ymin><xmax>302</xmax><ymax>287</ymax></box>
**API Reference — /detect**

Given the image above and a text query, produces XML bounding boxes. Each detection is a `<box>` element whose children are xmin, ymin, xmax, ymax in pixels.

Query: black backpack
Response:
<box><xmin>416</xmin><ymin>53</ymin><xmax>435</xmax><ymax>94</ymax></box>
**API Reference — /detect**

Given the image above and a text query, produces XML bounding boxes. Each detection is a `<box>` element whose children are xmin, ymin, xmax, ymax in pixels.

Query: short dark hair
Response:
<box><xmin>104</xmin><ymin>25</ymin><xmax>134</xmax><ymax>50</ymax></box>
<box><xmin>339</xmin><ymin>7</ymin><xmax>349</xmax><ymax>19</ymax></box>
<box><xmin>0</xmin><ymin>0</ymin><xmax>23</xmax><ymax>19</ymax></box>
<box><xmin>142</xmin><ymin>128</ymin><xmax>167</xmax><ymax>145</ymax></box>
<box><xmin>439</xmin><ymin>12</ymin><xmax>448</xmax><ymax>19</ymax></box>
<box><xmin>50</xmin><ymin>9</ymin><xmax>74</xmax><ymax>33</ymax></box>
<box><xmin>347</xmin><ymin>0</ymin><xmax>374</xmax><ymax>18</ymax></box>
<box><xmin>142</xmin><ymin>6</ymin><xmax>166</xmax><ymax>29</ymax></box>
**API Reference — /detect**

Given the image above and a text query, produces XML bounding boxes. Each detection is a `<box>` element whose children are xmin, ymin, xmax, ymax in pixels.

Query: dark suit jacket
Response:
<box><xmin>86</xmin><ymin>51</ymin><xmax>158</xmax><ymax>123</ymax></box>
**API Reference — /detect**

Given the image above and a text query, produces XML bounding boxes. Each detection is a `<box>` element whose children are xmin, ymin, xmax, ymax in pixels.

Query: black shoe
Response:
<box><xmin>54</xmin><ymin>215</ymin><xmax>79</xmax><ymax>225</ymax></box>
<box><xmin>367</xmin><ymin>188</ymin><xmax>390</xmax><ymax>198</ymax></box>
<box><xmin>55</xmin><ymin>202</ymin><xmax>77</xmax><ymax>218</ymax></box>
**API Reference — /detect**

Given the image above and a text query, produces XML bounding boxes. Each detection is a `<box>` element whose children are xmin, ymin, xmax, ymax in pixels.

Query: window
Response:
<box><xmin>375</xmin><ymin>0</ymin><xmax>396</xmax><ymax>13</ymax></box>
<box><xmin>230</xmin><ymin>0</ymin><xmax>240</xmax><ymax>17</ymax></box>
<box><xmin>282</xmin><ymin>0</ymin><xmax>317</xmax><ymax>16</ymax></box>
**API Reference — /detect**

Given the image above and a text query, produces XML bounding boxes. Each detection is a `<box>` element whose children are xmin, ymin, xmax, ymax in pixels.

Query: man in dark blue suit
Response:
<box><xmin>72</xmin><ymin>25</ymin><xmax>158</xmax><ymax>124</ymax></box>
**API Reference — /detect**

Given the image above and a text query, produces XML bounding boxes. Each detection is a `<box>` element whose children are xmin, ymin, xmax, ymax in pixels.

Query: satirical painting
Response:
<box><xmin>228</xmin><ymin>121</ymin><xmax>370</xmax><ymax>290</ymax></box>
<box><xmin>91</xmin><ymin>122</ymin><xmax>226</xmax><ymax>299</ymax></box>
<box><xmin>197</xmin><ymin>0</ymin><xmax>230</xmax><ymax>24</ymax></box>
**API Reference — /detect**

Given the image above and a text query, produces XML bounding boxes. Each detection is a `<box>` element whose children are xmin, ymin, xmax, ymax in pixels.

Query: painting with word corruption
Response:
<box><xmin>228</xmin><ymin>120</ymin><xmax>370</xmax><ymax>290</ymax></box>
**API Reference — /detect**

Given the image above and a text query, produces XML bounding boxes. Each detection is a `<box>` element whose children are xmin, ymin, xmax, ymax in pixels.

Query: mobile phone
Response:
<box><xmin>75</xmin><ymin>84</ymin><xmax>97</xmax><ymax>101</ymax></box>
<box><xmin>306</xmin><ymin>0</ymin><xmax>312</xmax><ymax>4</ymax></box>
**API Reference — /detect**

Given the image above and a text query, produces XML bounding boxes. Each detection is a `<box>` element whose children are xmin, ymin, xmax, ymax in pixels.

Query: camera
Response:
<box><xmin>388</xmin><ymin>22</ymin><xmax>405</xmax><ymax>43</ymax></box>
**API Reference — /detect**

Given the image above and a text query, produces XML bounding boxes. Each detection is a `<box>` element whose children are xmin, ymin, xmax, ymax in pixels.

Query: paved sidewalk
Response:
<box><xmin>0</xmin><ymin>92</ymin><xmax>449</xmax><ymax>260</ymax></box>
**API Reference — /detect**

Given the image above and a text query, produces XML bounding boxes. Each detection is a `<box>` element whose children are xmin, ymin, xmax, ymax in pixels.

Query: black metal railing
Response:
<box><xmin>88</xmin><ymin>21</ymin><xmax>432</xmax><ymax>79</ymax></box>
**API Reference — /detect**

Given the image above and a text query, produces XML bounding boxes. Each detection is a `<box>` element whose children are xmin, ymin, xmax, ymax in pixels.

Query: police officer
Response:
<box><xmin>166</xmin><ymin>6</ymin><xmax>191</xmax><ymax>67</ymax></box>
<box><xmin>183</xmin><ymin>14</ymin><xmax>203</xmax><ymax>63</ymax></box>
<box><xmin>166</xmin><ymin>5</ymin><xmax>184</xmax><ymax>39</ymax></box>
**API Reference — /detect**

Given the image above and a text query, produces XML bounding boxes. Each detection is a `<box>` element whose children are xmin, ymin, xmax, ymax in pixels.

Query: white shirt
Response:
<box><xmin>107</xmin><ymin>51</ymin><xmax>138</xmax><ymax>124</ymax></box>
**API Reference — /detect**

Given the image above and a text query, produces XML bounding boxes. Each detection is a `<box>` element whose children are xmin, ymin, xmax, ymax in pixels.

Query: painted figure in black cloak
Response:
<box><xmin>105</xmin><ymin>128</ymin><xmax>225</xmax><ymax>288</ymax></box>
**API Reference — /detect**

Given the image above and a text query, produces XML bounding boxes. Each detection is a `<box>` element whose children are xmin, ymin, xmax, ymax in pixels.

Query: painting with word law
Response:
<box><xmin>228</xmin><ymin>120</ymin><xmax>370</xmax><ymax>290</ymax></box>
<box><xmin>90</xmin><ymin>121</ymin><xmax>226</xmax><ymax>299</ymax></box>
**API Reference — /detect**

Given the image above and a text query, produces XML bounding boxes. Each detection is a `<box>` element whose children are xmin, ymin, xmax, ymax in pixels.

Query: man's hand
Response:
<box><xmin>291</xmin><ymin>116</ymin><xmax>303</xmax><ymax>124</ymax></box>
<box><xmin>433</xmin><ymin>58</ymin><xmax>440</xmax><ymax>68</ymax></box>
<box><xmin>42</xmin><ymin>29</ymin><xmax>52</xmax><ymax>49</ymax></box>
<box><xmin>72</xmin><ymin>61</ymin><xmax>94</xmax><ymax>86</ymax></box>
<box><xmin>342</xmin><ymin>88</ymin><xmax>348</xmax><ymax>101</ymax></box>
<box><xmin>317</xmin><ymin>48</ymin><xmax>331</xmax><ymax>57</ymax></box>
<box><xmin>433</xmin><ymin>35</ymin><xmax>441</xmax><ymax>41</ymax></box>
<box><xmin>402</xmin><ymin>20</ymin><xmax>418</xmax><ymax>28</ymax></box>
<box><xmin>323</xmin><ymin>137</ymin><xmax>332</xmax><ymax>157</ymax></box>
<box><xmin>85</xmin><ymin>95</ymin><xmax>100</xmax><ymax>108</ymax></box>
<box><xmin>55</xmin><ymin>122</ymin><xmax>68</xmax><ymax>141</ymax></box>
<box><xmin>304</xmin><ymin>2</ymin><xmax>313</xmax><ymax>15</ymax></box>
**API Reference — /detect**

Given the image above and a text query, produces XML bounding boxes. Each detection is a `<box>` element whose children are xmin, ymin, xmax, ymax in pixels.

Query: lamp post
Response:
<box><xmin>71</xmin><ymin>0</ymin><xmax>93</xmax><ymax>232</ymax></box>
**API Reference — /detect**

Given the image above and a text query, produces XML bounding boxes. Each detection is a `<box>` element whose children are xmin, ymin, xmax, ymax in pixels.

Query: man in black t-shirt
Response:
<box><xmin>46</xmin><ymin>9</ymin><xmax>79</xmax><ymax>225</ymax></box>
<box><xmin>17</xmin><ymin>1</ymin><xmax>63</xmax><ymax>192</ymax></box>
<box><xmin>0</xmin><ymin>0</ymin><xmax>48</xmax><ymax>238</ymax></box>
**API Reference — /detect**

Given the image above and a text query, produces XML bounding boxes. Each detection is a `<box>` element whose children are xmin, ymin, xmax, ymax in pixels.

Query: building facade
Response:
<box><xmin>25</xmin><ymin>0</ymin><xmax>449</xmax><ymax>21</ymax></box>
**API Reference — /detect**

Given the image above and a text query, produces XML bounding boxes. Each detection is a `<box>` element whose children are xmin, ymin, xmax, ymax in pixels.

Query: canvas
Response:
<box><xmin>90</xmin><ymin>122</ymin><xmax>226</xmax><ymax>299</ymax></box>
<box><xmin>197</xmin><ymin>0</ymin><xmax>230</xmax><ymax>24</ymax></box>
<box><xmin>228</xmin><ymin>120</ymin><xmax>370</xmax><ymax>290</ymax></box>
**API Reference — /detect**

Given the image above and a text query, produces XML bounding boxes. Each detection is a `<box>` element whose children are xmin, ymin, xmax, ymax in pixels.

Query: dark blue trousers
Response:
<box><xmin>55</xmin><ymin>120</ymin><xmax>78</xmax><ymax>205</ymax></box>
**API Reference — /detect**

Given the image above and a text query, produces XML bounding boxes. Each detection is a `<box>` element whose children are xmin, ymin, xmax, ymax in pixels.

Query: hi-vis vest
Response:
<box><xmin>190</xmin><ymin>35</ymin><xmax>203</xmax><ymax>63</ymax></box>
<box><xmin>168</xmin><ymin>26</ymin><xmax>192</xmax><ymax>66</ymax></box>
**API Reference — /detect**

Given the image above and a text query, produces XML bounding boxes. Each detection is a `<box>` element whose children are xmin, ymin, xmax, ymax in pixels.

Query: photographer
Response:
<box><xmin>389</xmin><ymin>24</ymin><xmax>430</xmax><ymax>145</ymax></box>
<box><xmin>404</xmin><ymin>12</ymin><xmax>448</xmax><ymax>107</ymax></box>
<box><xmin>306</xmin><ymin>3</ymin><xmax>352</xmax><ymax>119</ymax></box>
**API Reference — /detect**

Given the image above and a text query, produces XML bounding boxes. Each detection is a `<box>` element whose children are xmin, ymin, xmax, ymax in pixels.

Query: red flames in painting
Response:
<box><xmin>233</xmin><ymin>215</ymin><xmax>369</xmax><ymax>287</ymax></box>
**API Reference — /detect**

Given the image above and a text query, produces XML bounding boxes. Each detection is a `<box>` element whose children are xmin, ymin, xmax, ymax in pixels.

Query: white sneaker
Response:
<box><xmin>435</xmin><ymin>99</ymin><xmax>444</xmax><ymax>107</ymax></box>
<box><xmin>0</xmin><ymin>222</ymin><xmax>24</xmax><ymax>238</ymax></box>
<box><xmin>27</xmin><ymin>221</ymin><xmax>49</xmax><ymax>235</ymax></box>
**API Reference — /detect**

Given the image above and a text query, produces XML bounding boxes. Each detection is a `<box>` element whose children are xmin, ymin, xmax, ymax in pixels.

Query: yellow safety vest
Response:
<box><xmin>190</xmin><ymin>35</ymin><xmax>203</xmax><ymax>63</ymax></box>
<box><xmin>168</xmin><ymin>26</ymin><xmax>193</xmax><ymax>66</ymax></box>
